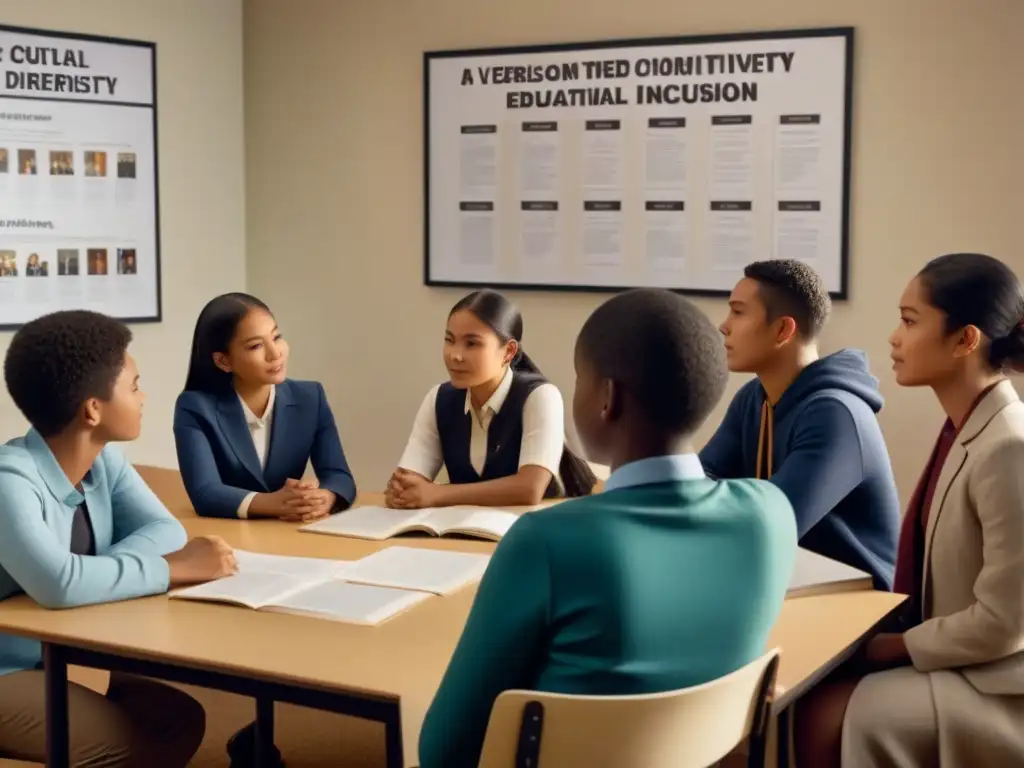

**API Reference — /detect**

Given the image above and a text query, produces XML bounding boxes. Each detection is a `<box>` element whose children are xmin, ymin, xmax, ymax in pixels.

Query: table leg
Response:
<box><xmin>384</xmin><ymin>706</ymin><xmax>403</xmax><ymax>768</ymax></box>
<box><xmin>253</xmin><ymin>696</ymin><xmax>275</xmax><ymax>768</ymax></box>
<box><xmin>43</xmin><ymin>643</ymin><xmax>70</xmax><ymax>768</ymax></box>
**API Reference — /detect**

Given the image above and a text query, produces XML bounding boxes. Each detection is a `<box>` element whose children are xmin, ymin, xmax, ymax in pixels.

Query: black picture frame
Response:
<box><xmin>0</xmin><ymin>23</ymin><xmax>161</xmax><ymax>331</ymax></box>
<box><xmin>423</xmin><ymin>26</ymin><xmax>854</xmax><ymax>300</ymax></box>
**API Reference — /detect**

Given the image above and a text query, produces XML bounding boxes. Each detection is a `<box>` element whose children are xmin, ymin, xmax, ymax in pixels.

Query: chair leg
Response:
<box><xmin>747</xmin><ymin>656</ymin><xmax>780</xmax><ymax>768</ymax></box>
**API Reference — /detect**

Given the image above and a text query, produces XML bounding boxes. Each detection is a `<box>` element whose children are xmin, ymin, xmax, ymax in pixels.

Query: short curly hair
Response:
<box><xmin>744</xmin><ymin>259</ymin><xmax>832</xmax><ymax>339</ymax></box>
<box><xmin>4</xmin><ymin>310</ymin><xmax>132</xmax><ymax>437</ymax></box>
<box><xmin>576</xmin><ymin>288</ymin><xmax>728</xmax><ymax>435</ymax></box>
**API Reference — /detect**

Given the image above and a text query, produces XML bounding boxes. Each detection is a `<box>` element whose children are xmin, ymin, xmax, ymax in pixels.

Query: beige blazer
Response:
<box><xmin>904</xmin><ymin>379</ymin><xmax>1024</xmax><ymax>694</ymax></box>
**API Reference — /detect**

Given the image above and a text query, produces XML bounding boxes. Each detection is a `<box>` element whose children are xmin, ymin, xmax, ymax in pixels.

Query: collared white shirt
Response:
<box><xmin>398</xmin><ymin>366</ymin><xmax>565</xmax><ymax>484</ymax></box>
<box><xmin>603</xmin><ymin>454</ymin><xmax>706</xmax><ymax>492</ymax></box>
<box><xmin>236</xmin><ymin>385</ymin><xmax>275</xmax><ymax>519</ymax></box>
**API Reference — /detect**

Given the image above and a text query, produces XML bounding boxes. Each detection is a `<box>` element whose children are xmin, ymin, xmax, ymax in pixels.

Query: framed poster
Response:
<box><xmin>0</xmin><ymin>24</ymin><xmax>160</xmax><ymax>329</ymax></box>
<box><xmin>424</xmin><ymin>27</ymin><xmax>853</xmax><ymax>297</ymax></box>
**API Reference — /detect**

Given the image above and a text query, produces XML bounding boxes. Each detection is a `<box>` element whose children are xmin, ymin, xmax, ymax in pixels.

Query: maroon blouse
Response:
<box><xmin>892</xmin><ymin>385</ymin><xmax>999</xmax><ymax>602</ymax></box>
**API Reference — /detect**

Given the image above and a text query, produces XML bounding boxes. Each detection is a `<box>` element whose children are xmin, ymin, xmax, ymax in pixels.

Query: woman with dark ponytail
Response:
<box><xmin>797</xmin><ymin>253</ymin><xmax>1024</xmax><ymax>768</ymax></box>
<box><xmin>387</xmin><ymin>289</ymin><xmax>595</xmax><ymax>508</ymax></box>
<box><xmin>174</xmin><ymin>293</ymin><xmax>356</xmax><ymax>522</ymax></box>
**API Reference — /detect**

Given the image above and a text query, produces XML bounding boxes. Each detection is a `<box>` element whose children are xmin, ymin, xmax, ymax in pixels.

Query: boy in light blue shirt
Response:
<box><xmin>0</xmin><ymin>309</ymin><xmax>237</xmax><ymax>766</ymax></box>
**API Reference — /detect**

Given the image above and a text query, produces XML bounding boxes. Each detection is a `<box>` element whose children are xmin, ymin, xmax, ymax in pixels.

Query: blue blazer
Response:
<box><xmin>173</xmin><ymin>379</ymin><xmax>357</xmax><ymax>518</ymax></box>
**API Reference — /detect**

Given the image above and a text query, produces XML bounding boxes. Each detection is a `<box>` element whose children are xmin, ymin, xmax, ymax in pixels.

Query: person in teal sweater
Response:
<box><xmin>419</xmin><ymin>288</ymin><xmax>799</xmax><ymax>768</ymax></box>
<box><xmin>0</xmin><ymin>310</ymin><xmax>238</xmax><ymax>766</ymax></box>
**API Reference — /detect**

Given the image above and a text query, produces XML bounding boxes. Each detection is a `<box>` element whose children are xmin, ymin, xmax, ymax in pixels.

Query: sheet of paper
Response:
<box><xmin>458</xmin><ymin>201</ymin><xmax>496</xmax><ymax>267</ymax></box>
<box><xmin>645</xmin><ymin>201</ymin><xmax>687</xmax><ymax>271</ymax></box>
<box><xmin>775</xmin><ymin>201</ymin><xmax>823</xmax><ymax>264</ymax></box>
<box><xmin>267</xmin><ymin>581</ymin><xmax>430</xmax><ymax>625</ymax></box>
<box><xmin>789</xmin><ymin>548</ymin><xmax>870</xmax><ymax>593</ymax></box>
<box><xmin>520</xmin><ymin>201</ymin><xmax>560</xmax><ymax>271</ymax></box>
<box><xmin>645</xmin><ymin>117</ymin><xmax>687</xmax><ymax>192</ymax></box>
<box><xmin>171</xmin><ymin>571</ymin><xmax>310</xmax><ymax>609</ymax></box>
<box><xmin>344</xmin><ymin>546</ymin><xmax>491</xmax><ymax>596</ymax></box>
<box><xmin>583</xmin><ymin>120</ymin><xmax>623</xmax><ymax>195</ymax></box>
<box><xmin>582</xmin><ymin>200</ymin><xmax>623</xmax><ymax>268</ymax></box>
<box><xmin>300</xmin><ymin>507</ymin><xmax>429</xmax><ymax>540</ymax></box>
<box><xmin>709</xmin><ymin>115</ymin><xmax>755</xmax><ymax>200</ymax></box>
<box><xmin>459</xmin><ymin>124</ymin><xmax>498</xmax><ymax>199</ymax></box>
<box><xmin>520</xmin><ymin>121</ymin><xmax>560</xmax><ymax>198</ymax></box>
<box><xmin>234</xmin><ymin>550</ymin><xmax>350</xmax><ymax>580</ymax></box>
<box><xmin>775</xmin><ymin>114</ymin><xmax>823</xmax><ymax>194</ymax></box>
<box><xmin>710</xmin><ymin>201</ymin><xmax>755</xmax><ymax>271</ymax></box>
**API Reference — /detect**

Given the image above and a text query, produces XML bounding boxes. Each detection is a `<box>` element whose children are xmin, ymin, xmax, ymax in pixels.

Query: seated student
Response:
<box><xmin>418</xmin><ymin>288</ymin><xmax>798</xmax><ymax>768</ymax></box>
<box><xmin>796</xmin><ymin>253</ymin><xmax>1024</xmax><ymax>768</ymax></box>
<box><xmin>174</xmin><ymin>292</ymin><xmax>356</xmax><ymax>522</ymax></box>
<box><xmin>700</xmin><ymin>259</ymin><xmax>900</xmax><ymax>589</ymax></box>
<box><xmin>387</xmin><ymin>289</ymin><xmax>595</xmax><ymax>508</ymax></box>
<box><xmin>0</xmin><ymin>309</ymin><xmax>238</xmax><ymax>767</ymax></box>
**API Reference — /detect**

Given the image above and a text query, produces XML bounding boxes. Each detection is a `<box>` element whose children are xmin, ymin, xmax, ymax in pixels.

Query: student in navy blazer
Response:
<box><xmin>175</xmin><ymin>293</ymin><xmax>356</xmax><ymax>766</ymax></box>
<box><xmin>174</xmin><ymin>293</ymin><xmax>356</xmax><ymax>523</ymax></box>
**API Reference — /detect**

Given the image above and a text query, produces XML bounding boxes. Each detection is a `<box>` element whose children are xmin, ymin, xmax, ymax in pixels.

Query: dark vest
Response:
<box><xmin>435</xmin><ymin>372</ymin><xmax>560</xmax><ymax>499</ymax></box>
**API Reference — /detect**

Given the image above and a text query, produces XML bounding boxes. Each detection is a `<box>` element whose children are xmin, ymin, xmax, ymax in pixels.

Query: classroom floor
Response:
<box><xmin>70</xmin><ymin>668</ymin><xmax>388</xmax><ymax>767</ymax></box>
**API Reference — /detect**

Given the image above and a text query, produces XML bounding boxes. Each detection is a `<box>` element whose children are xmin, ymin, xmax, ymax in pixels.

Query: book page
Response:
<box><xmin>344</xmin><ymin>546</ymin><xmax>491</xmax><ymax>596</ymax></box>
<box><xmin>299</xmin><ymin>507</ymin><xmax>432</xmax><ymax>540</ymax></box>
<box><xmin>170</xmin><ymin>571</ymin><xmax>311</xmax><ymax>609</ymax></box>
<box><xmin>265</xmin><ymin>580</ymin><xmax>431</xmax><ymax>625</ymax></box>
<box><xmin>234</xmin><ymin>550</ymin><xmax>350</xmax><ymax>580</ymax></box>
<box><xmin>447</xmin><ymin>509</ymin><xmax>519</xmax><ymax>539</ymax></box>
<box><xmin>418</xmin><ymin>506</ymin><xmax>518</xmax><ymax>538</ymax></box>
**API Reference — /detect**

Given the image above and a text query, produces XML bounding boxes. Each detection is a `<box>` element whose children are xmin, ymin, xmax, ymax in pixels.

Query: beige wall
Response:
<box><xmin>0</xmin><ymin>0</ymin><xmax>246</xmax><ymax>467</ymax></box>
<box><xmin>244</xmin><ymin>0</ymin><xmax>1021</xmax><ymax>501</ymax></box>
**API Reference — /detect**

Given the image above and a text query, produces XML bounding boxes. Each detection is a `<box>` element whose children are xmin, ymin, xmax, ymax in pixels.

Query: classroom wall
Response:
<box><xmin>244</xmin><ymin>0</ymin><xmax>1022</xmax><ymax>501</ymax></box>
<box><xmin>0</xmin><ymin>0</ymin><xmax>246</xmax><ymax>467</ymax></box>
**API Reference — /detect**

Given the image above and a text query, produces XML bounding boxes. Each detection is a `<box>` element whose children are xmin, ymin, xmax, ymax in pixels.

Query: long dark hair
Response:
<box><xmin>450</xmin><ymin>289</ymin><xmax>597</xmax><ymax>497</ymax></box>
<box><xmin>917</xmin><ymin>253</ymin><xmax>1024</xmax><ymax>371</ymax></box>
<box><xmin>183</xmin><ymin>292</ymin><xmax>272</xmax><ymax>394</ymax></box>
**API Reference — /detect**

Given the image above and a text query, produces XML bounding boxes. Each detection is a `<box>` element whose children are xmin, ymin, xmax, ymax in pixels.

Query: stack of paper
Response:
<box><xmin>787</xmin><ymin>548</ymin><xmax>872</xmax><ymax>597</ymax></box>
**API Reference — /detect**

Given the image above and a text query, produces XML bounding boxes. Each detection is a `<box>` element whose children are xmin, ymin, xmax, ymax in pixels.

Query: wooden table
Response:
<box><xmin>0</xmin><ymin>467</ymin><xmax>904</xmax><ymax>768</ymax></box>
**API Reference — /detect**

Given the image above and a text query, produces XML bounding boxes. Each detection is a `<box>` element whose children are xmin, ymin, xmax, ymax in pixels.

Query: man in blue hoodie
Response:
<box><xmin>700</xmin><ymin>260</ymin><xmax>900</xmax><ymax>589</ymax></box>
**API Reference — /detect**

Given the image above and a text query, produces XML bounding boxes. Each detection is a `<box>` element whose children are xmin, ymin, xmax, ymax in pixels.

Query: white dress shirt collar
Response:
<box><xmin>463</xmin><ymin>365</ymin><xmax>515</xmax><ymax>419</ymax></box>
<box><xmin>238</xmin><ymin>385</ymin><xmax>276</xmax><ymax>429</ymax></box>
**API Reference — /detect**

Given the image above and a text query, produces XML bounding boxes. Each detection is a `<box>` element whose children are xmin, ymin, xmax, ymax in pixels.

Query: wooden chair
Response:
<box><xmin>477</xmin><ymin>649</ymin><xmax>780</xmax><ymax>768</ymax></box>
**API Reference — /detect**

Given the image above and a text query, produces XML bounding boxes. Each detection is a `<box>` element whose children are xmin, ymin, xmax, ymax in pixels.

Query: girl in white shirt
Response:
<box><xmin>387</xmin><ymin>289</ymin><xmax>595</xmax><ymax>508</ymax></box>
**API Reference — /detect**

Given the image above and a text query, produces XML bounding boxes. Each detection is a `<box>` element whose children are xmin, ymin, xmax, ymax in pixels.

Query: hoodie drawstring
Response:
<box><xmin>756</xmin><ymin>399</ymin><xmax>774</xmax><ymax>480</ymax></box>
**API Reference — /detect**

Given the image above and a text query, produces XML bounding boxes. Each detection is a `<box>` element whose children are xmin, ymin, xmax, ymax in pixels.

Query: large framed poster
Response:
<box><xmin>424</xmin><ymin>27</ymin><xmax>853</xmax><ymax>297</ymax></box>
<box><xmin>0</xmin><ymin>24</ymin><xmax>160</xmax><ymax>329</ymax></box>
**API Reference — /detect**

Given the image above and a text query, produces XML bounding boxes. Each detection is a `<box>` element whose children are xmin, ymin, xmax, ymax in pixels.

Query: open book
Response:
<box><xmin>342</xmin><ymin>546</ymin><xmax>492</xmax><ymax>596</ymax></box>
<box><xmin>170</xmin><ymin>551</ymin><xmax>429</xmax><ymax>625</ymax></box>
<box><xmin>787</xmin><ymin>548</ymin><xmax>873</xmax><ymax>597</ymax></box>
<box><xmin>300</xmin><ymin>505</ymin><xmax>520</xmax><ymax>542</ymax></box>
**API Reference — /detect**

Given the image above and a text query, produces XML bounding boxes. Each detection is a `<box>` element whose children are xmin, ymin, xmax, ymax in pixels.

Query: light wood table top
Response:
<box><xmin>0</xmin><ymin>466</ymin><xmax>904</xmax><ymax>765</ymax></box>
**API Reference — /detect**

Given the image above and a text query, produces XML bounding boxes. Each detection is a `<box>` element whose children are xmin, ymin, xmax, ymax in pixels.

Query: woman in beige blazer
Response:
<box><xmin>796</xmin><ymin>252</ymin><xmax>1024</xmax><ymax>767</ymax></box>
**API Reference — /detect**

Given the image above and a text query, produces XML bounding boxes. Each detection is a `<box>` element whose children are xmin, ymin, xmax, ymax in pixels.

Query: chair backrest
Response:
<box><xmin>477</xmin><ymin>649</ymin><xmax>779</xmax><ymax>768</ymax></box>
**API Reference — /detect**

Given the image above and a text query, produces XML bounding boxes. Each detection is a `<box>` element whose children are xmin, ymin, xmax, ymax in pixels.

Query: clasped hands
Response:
<box><xmin>259</xmin><ymin>478</ymin><xmax>336</xmax><ymax>522</ymax></box>
<box><xmin>385</xmin><ymin>469</ymin><xmax>438</xmax><ymax>509</ymax></box>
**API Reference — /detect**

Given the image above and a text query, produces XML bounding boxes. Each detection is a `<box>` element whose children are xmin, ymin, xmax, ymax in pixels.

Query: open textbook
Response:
<box><xmin>170</xmin><ymin>547</ymin><xmax>491</xmax><ymax>622</ymax></box>
<box><xmin>343</xmin><ymin>546</ymin><xmax>491</xmax><ymax>596</ymax></box>
<box><xmin>788</xmin><ymin>548</ymin><xmax>872</xmax><ymax>597</ymax></box>
<box><xmin>300</xmin><ymin>505</ymin><xmax>520</xmax><ymax>542</ymax></box>
<box><xmin>169</xmin><ymin>551</ymin><xmax>428</xmax><ymax>625</ymax></box>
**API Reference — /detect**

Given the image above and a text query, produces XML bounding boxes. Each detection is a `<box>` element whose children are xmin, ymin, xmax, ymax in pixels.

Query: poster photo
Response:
<box><xmin>425</xmin><ymin>27</ymin><xmax>853</xmax><ymax>297</ymax></box>
<box><xmin>0</xmin><ymin>24</ymin><xmax>160</xmax><ymax>329</ymax></box>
